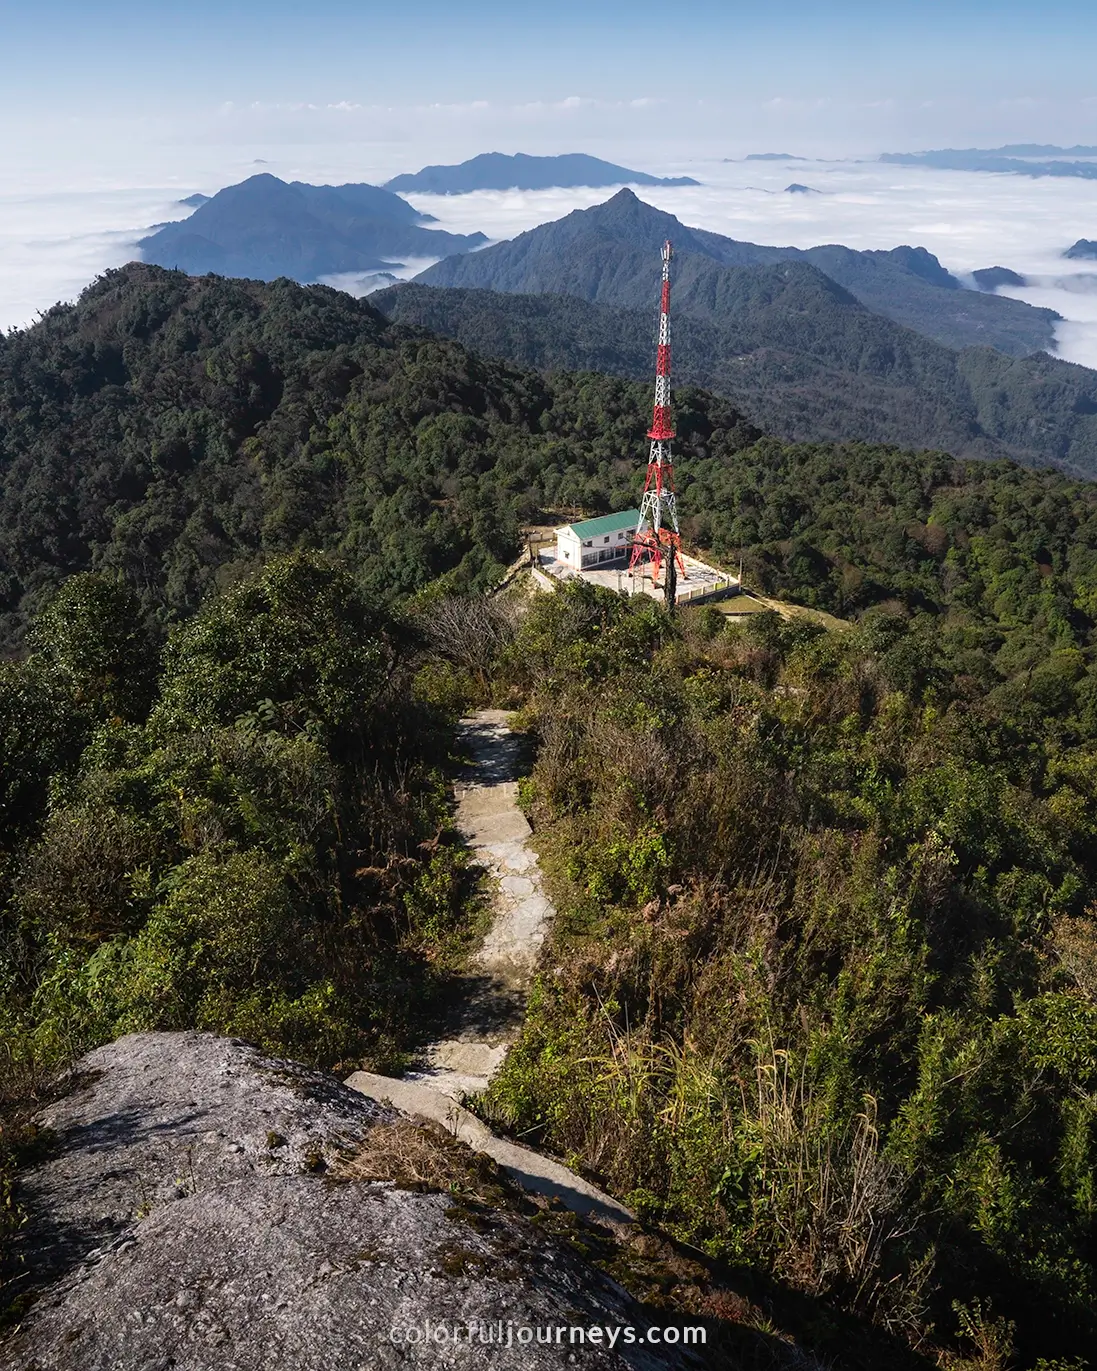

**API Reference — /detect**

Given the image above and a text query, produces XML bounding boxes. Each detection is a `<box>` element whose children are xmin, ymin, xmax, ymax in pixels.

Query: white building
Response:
<box><xmin>554</xmin><ymin>510</ymin><xmax>640</xmax><ymax>569</ymax></box>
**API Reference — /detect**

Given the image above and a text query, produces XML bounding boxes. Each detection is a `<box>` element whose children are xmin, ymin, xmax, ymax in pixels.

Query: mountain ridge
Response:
<box><xmin>384</xmin><ymin>151</ymin><xmax>699</xmax><ymax>193</ymax></box>
<box><xmin>140</xmin><ymin>173</ymin><xmax>487</xmax><ymax>281</ymax></box>
<box><xmin>882</xmin><ymin>147</ymin><xmax>1097</xmax><ymax>178</ymax></box>
<box><xmin>417</xmin><ymin>188</ymin><xmax>1059</xmax><ymax>356</ymax></box>
<box><xmin>0</xmin><ymin>262</ymin><xmax>763</xmax><ymax>642</ymax></box>
<box><xmin>376</xmin><ymin>268</ymin><xmax>1097</xmax><ymax>471</ymax></box>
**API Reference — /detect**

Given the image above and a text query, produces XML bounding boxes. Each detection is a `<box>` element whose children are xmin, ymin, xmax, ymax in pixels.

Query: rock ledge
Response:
<box><xmin>1</xmin><ymin>1032</ymin><xmax>691</xmax><ymax>1370</ymax></box>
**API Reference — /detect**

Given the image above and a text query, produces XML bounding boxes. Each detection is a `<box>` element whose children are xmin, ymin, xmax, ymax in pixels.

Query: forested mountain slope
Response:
<box><xmin>417</xmin><ymin>189</ymin><xmax>1058</xmax><ymax>356</ymax></box>
<box><xmin>8</xmin><ymin>263</ymin><xmax>1097</xmax><ymax>655</ymax></box>
<box><xmin>376</xmin><ymin>279</ymin><xmax>1097</xmax><ymax>472</ymax></box>
<box><xmin>0</xmin><ymin>263</ymin><xmax>758</xmax><ymax>649</ymax></box>
<box><xmin>10</xmin><ymin>262</ymin><xmax>1097</xmax><ymax>1368</ymax></box>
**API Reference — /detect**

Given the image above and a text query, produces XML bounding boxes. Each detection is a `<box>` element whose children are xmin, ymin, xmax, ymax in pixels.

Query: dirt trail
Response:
<box><xmin>346</xmin><ymin>710</ymin><xmax>635</xmax><ymax>1229</ymax></box>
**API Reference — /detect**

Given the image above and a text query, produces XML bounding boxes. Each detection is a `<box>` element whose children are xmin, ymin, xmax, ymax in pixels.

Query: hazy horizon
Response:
<box><xmin>5</xmin><ymin>0</ymin><xmax>1097</xmax><ymax>150</ymax></box>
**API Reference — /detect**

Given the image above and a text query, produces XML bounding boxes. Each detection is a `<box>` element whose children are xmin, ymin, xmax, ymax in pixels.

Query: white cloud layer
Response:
<box><xmin>0</xmin><ymin>187</ymin><xmax>200</xmax><ymax>331</ymax></box>
<box><xmin>4</xmin><ymin>149</ymin><xmax>1097</xmax><ymax>374</ymax></box>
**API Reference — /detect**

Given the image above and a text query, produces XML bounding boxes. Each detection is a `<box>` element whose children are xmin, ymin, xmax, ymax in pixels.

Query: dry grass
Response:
<box><xmin>1051</xmin><ymin>910</ymin><xmax>1097</xmax><ymax>1001</ymax></box>
<box><xmin>744</xmin><ymin>1044</ymin><xmax>921</xmax><ymax>1329</ymax></box>
<box><xmin>419</xmin><ymin>595</ymin><xmax>521</xmax><ymax>686</ymax></box>
<box><xmin>712</xmin><ymin>593</ymin><xmax>851</xmax><ymax>632</ymax></box>
<box><xmin>331</xmin><ymin>1118</ymin><xmax>516</xmax><ymax>1209</ymax></box>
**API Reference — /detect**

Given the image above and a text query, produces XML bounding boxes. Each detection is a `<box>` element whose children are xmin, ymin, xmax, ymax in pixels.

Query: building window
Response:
<box><xmin>583</xmin><ymin>540</ymin><xmax>592</xmax><ymax>548</ymax></box>
<box><xmin>603</xmin><ymin>536</ymin><xmax>610</xmax><ymax>543</ymax></box>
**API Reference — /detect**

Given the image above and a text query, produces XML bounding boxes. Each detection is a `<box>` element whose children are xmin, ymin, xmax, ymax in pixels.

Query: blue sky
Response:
<box><xmin>3</xmin><ymin>0</ymin><xmax>1097</xmax><ymax>154</ymax></box>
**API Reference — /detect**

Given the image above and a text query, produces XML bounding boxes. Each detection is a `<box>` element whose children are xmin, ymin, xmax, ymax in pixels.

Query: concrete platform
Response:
<box><xmin>536</xmin><ymin>549</ymin><xmax>738</xmax><ymax>605</ymax></box>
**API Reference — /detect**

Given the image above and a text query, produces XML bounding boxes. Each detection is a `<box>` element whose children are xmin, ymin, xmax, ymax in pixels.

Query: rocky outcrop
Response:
<box><xmin>1</xmin><ymin>1033</ymin><xmax>699</xmax><ymax>1370</ymax></box>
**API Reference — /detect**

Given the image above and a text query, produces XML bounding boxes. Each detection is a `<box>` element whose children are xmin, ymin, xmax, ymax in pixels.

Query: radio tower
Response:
<box><xmin>629</xmin><ymin>239</ymin><xmax>685</xmax><ymax>597</ymax></box>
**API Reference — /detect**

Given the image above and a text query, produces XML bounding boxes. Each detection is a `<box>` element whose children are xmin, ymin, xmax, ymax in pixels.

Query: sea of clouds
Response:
<box><xmin>4</xmin><ymin>143</ymin><xmax>1097</xmax><ymax>368</ymax></box>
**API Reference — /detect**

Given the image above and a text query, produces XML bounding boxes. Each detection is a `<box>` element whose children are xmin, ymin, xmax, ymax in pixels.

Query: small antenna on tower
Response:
<box><xmin>629</xmin><ymin>239</ymin><xmax>685</xmax><ymax>602</ymax></box>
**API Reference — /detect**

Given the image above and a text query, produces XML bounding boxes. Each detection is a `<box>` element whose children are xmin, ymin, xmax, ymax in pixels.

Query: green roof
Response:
<box><xmin>566</xmin><ymin>509</ymin><xmax>640</xmax><ymax>539</ymax></box>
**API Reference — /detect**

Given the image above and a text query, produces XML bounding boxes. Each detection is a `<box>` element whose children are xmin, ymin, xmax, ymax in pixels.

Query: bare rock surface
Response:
<box><xmin>1</xmin><ymin>1033</ymin><xmax>692</xmax><ymax>1370</ymax></box>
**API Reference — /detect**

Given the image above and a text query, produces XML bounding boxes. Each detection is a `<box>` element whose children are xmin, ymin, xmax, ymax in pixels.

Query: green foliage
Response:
<box><xmin>0</xmin><ymin>553</ymin><xmax>461</xmax><ymax>1077</ymax></box>
<box><xmin>402</xmin><ymin>847</ymin><xmax>473</xmax><ymax>948</ymax></box>
<box><xmin>60</xmin><ymin>850</ymin><xmax>362</xmax><ymax>1064</ymax></box>
<box><xmin>31</xmin><ymin>574</ymin><xmax>154</xmax><ymax>721</ymax></box>
<box><xmin>501</xmin><ymin>577</ymin><xmax>671</xmax><ymax>689</ymax></box>
<box><xmin>481</xmin><ymin>580</ymin><xmax>1097</xmax><ymax>1367</ymax></box>
<box><xmin>0</xmin><ymin>657</ymin><xmax>85</xmax><ymax>849</ymax></box>
<box><xmin>0</xmin><ymin>264</ymin><xmax>754</xmax><ymax>648</ymax></box>
<box><xmin>567</xmin><ymin>824</ymin><xmax>669</xmax><ymax>906</ymax></box>
<box><xmin>151</xmin><ymin>551</ymin><xmax>399</xmax><ymax>746</ymax></box>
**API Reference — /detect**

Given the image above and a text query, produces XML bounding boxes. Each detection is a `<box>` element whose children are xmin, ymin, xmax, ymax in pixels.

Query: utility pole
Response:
<box><xmin>629</xmin><ymin>239</ymin><xmax>686</xmax><ymax>599</ymax></box>
<box><xmin>662</xmin><ymin>530</ymin><xmax>678</xmax><ymax>613</ymax></box>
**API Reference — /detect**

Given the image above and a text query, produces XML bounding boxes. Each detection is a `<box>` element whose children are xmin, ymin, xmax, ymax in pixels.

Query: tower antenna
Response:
<box><xmin>629</xmin><ymin>239</ymin><xmax>685</xmax><ymax>595</ymax></box>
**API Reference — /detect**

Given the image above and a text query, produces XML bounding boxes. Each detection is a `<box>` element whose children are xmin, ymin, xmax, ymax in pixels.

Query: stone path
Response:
<box><xmin>406</xmin><ymin>709</ymin><xmax>553</xmax><ymax>1098</ymax></box>
<box><xmin>346</xmin><ymin>709</ymin><xmax>635</xmax><ymax>1230</ymax></box>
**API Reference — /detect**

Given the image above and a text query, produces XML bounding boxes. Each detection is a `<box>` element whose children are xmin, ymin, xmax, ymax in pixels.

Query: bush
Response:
<box><xmin>481</xmin><ymin>573</ymin><xmax>1097</xmax><ymax>1366</ymax></box>
<box><xmin>0</xmin><ymin>554</ymin><xmax>463</xmax><ymax>1083</ymax></box>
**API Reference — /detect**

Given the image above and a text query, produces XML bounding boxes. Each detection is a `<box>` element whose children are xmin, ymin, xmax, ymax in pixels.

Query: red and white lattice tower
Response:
<box><xmin>629</xmin><ymin>239</ymin><xmax>685</xmax><ymax>586</ymax></box>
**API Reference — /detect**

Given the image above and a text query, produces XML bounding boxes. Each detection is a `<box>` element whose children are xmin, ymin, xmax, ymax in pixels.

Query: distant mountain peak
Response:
<box><xmin>413</xmin><ymin>189</ymin><xmax>1060</xmax><ymax>362</ymax></box>
<box><xmin>563</xmin><ymin>190</ymin><xmax>716</xmax><ymax>255</ymax></box>
<box><xmin>973</xmin><ymin>266</ymin><xmax>1027</xmax><ymax>291</ymax></box>
<box><xmin>139</xmin><ymin>174</ymin><xmax>486</xmax><ymax>284</ymax></box>
<box><xmin>883</xmin><ymin>244</ymin><xmax>960</xmax><ymax>289</ymax></box>
<box><xmin>590</xmin><ymin>187</ymin><xmax>657</xmax><ymax>214</ymax></box>
<box><xmin>384</xmin><ymin>152</ymin><xmax>699</xmax><ymax>195</ymax></box>
<box><xmin>590</xmin><ymin>190</ymin><xmax>680</xmax><ymax>225</ymax></box>
<box><xmin>584</xmin><ymin>187</ymin><xmax>678</xmax><ymax>221</ymax></box>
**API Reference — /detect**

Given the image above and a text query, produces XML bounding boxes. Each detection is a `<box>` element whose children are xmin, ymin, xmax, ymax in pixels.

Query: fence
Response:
<box><xmin>676</xmin><ymin>577</ymin><xmax>736</xmax><ymax>604</ymax></box>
